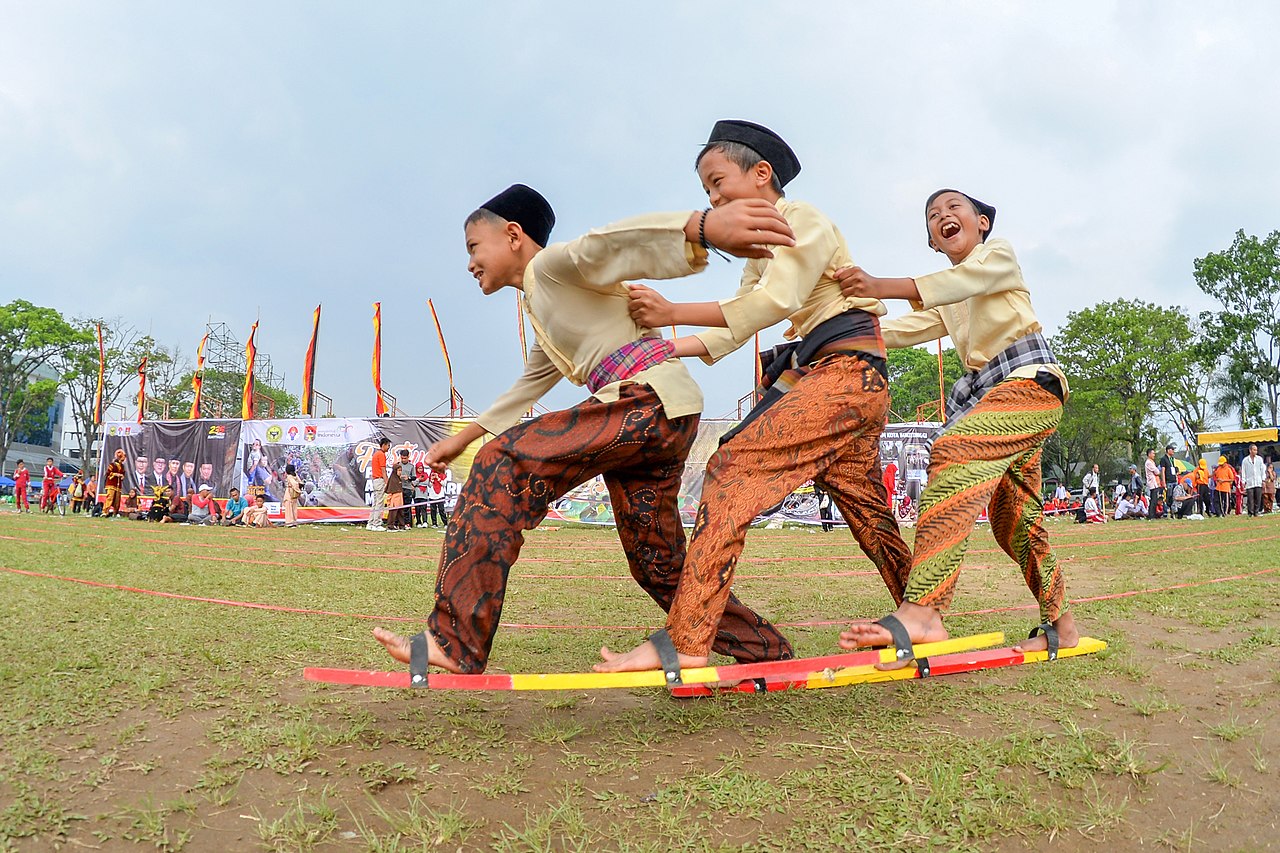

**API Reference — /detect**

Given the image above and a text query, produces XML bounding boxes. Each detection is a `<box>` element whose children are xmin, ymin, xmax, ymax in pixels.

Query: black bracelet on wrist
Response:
<box><xmin>697</xmin><ymin>207</ymin><xmax>732</xmax><ymax>262</ymax></box>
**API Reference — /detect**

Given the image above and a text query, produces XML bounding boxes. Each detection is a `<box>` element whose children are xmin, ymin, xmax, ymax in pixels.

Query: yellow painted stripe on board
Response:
<box><xmin>509</xmin><ymin>666</ymin><xmax>722</xmax><ymax>691</ymax></box>
<box><xmin>1016</xmin><ymin>635</ymin><xmax>1108</xmax><ymax>664</ymax></box>
<box><xmin>869</xmin><ymin>631</ymin><xmax>1006</xmax><ymax>665</ymax></box>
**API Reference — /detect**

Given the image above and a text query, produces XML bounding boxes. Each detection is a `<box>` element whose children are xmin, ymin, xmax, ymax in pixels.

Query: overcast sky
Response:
<box><xmin>2</xmin><ymin>2</ymin><xmax>1277</xmax><ymax>424</ymax></box>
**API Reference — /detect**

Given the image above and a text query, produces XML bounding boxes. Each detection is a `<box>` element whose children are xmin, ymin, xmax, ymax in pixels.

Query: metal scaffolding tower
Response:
<box><xmin>201</xmin><ymin>322</ymin><xmax>285</xmax><ymax>418</ymax></box>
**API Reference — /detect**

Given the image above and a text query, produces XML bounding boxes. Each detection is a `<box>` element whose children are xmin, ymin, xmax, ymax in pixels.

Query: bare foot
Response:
<box><xmin>1012</xmin><ymin>611</ymin><xmax>1081</xmax><ymax>654</ymax></box>
<box><xmin>372</xmin><ymin>627</ymin><xmax>462</xmax><ymax>673</ymax></box>
<box><xmin>593</xmin><ymin>640</ymin><xmax>709</xmax><ymax>673</ymax></box>
<box><xmin>836</xmin><ymin>602</ymin><xmax>949</xmax><ymax>670</ymax></box>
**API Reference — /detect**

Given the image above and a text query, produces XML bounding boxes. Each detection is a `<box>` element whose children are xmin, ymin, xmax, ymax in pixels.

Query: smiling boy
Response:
<box><xmin>834</xmin><ymin>188</ymin><xmax>1079</xmax><ymax>664</ymax></box>
<box><xmin>372</xmin><ymin>183</ymin><xmax>799</xmax><ymax>675</ymax></box>
<box><xmin>595</xmin><ymin>120</ymin><xmax>913</xmax><ymax>677</ymax></box>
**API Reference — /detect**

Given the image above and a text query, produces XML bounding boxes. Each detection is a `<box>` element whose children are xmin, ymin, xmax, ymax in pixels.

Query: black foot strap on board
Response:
<box><xmin>649</xmin><ymin>629</ymin><xmax>683</xmax><ymax>686</ymax></box>
<box><xmin>1027</xmin><ymin>623</ymin><xmax>1059</xmax><ymax>662</ymax></box>
<box><xmin>409</xmin><ymin>632</ymin><xmax>430</xmax><ymax>687</ymax></box>
<box><xmin>874</xmin><ymin>614</ymin><xmax>916</xmax><ymax>664</ymax></box>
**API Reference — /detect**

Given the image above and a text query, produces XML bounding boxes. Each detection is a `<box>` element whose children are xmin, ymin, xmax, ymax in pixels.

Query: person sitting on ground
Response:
<box><xmin>222</xmin><ymin>487</ymin><xmax>249</xmax><ymax>526</ymax></box>
<box><xmin>187</xmin><ymin>484</ymin><xmax>223</xmax><ymax>525</ymax></box>
<box><xmin>162</xmin><ymin>493</ymin><xmax>189</xmax><ymax>524</ymax></box>
<box><xmin>241</xmin><ymin>492</ymin><xmax>272</xmax><ymax>528</ymax></box>
<box><xmin>147</xmin><ymin>486</ymin><xmax>172</xmax><ymax>522</ymax></box>
<box><xmin>1113</xmin><ymin>492</ymin><xmax>1143</xmax><ymax>520</ymax></box>
<box><xmin>1083</xmin><ymin>487</ymin><xmax>1105</xmax><ymax>523</ymax></box>
<box><xmin>122</xmin><ymin>488</ymin><xmax>143</xmax><ymax>520</ymax></box>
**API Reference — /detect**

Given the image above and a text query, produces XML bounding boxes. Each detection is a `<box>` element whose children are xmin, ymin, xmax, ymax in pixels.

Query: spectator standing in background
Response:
<box><xmin>1192</xmin><ymin>459</ymin><xmax>1211</xmax><ymax>516</ymax></box>
<box><xmin>1081</xmin><ymin>464</ymin><xmax>1100</xmax><ymax>505</ymax></box>
<box><xmin>396</xmin><ymin>450</ymin><xmax>417</xmax><ymax>529</ymax></box>
<box><xmin>366</xmin><ymin>437</ymin><xmax>390</xmax><ymax>531</ymax></box>
<box><xmin>1159</xmin><ymin>445</ymin><xmax>1179</xmax><ymax>521</ymax></box>
<box><xmin>1240</xmin><ymin>443</ymin><xmax>1266</xmax><ymax>517</ymax></box>
<box><xmin>282</xmin><ymin>464</ymin><xmax>302</xmax><ymax>527</ymax></box>
<box><xmin>427</xmin><ymin>467</ymin><xmax>450</xmax><ymax>528</ymax></box>
<box><xmin>1144</xmin><ymin>449</ymin><xmax>1162</xmax><ymax>519</ymax></box>
<box><xmin>414</xmin><ymin>457</ymin><xmax>432</xmax><ymax>527</ymax></box>
<box><xmin>1213</xmin><ymin>455</ymin><xmax>1236</xmax><ymax>517</ymax></box>
<box><xmin>13</xmin><ymin>461</ymin><xmax>30</xmax><ymax>512</ymax></box>
<box><xmin>1262</xmin><ymin>458</ymin><xmax>1276</xmax><ymax>514</ymax></box>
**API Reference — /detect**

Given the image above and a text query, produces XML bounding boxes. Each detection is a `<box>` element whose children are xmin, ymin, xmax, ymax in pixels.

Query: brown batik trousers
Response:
<box><xmin>905</xmin><ymin>377</ymin><xmax>1067</xmax><ymax>624</ymax></box>
<box><xmin>428</xmin><ymin>383</ymin><xmax>793</xmax><ymax>673</ymax></box>
<box><xmin>665</xmin><ymin>355</ymin><xmax>914</xmax><ymax>657</ymax></box>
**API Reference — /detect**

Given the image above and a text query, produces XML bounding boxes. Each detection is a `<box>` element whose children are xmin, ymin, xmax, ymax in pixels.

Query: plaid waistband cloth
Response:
<box><xmin>720</xmin><ymin>309</ymin><xmax>886</xmax><ymax>447</ymax></box>
<box><xmin>586</xmin><ymin>337</ymin><xmax>676</xmax><ymax>394</ymax></box>
<box><xmin>943</xmin><ymin>332</ymin><xmax>1059</xmax><ymax>432</ymax></box>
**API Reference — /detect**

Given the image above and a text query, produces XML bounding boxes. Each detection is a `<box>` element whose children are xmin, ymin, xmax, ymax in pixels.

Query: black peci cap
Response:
<box><xmin>704</xmin><ymin>120</ymin><xmax>801</xmax><ymax>187</ymax></box>
<box><xmin>480</xmin><ymin>184</ymin><xmax>555</xmax><ymax>247</ymax></box>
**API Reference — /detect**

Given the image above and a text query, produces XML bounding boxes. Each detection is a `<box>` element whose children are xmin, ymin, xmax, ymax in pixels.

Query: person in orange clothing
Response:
<box><xmin>365</xmin><ymin>437</ymin><xmax>391</xmax><ymax>531</ymax></box>
<box><xmin>102</xmin><ymin>449</ymin><xmax>127</xmax><ymax>517</ymax></box>
<box><xmin>1191</xmin><ymin>458</ymin><xmax>1211</xmax><ymax>516</ymax></box>
<box><xmin>1212</xmin><ymin>454</ymin><xmax>1236</xmax><ymax>517</ymax></box>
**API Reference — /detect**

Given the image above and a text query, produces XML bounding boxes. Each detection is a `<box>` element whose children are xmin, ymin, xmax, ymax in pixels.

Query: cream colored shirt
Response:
<box><xmin>881</xmin><ymin>238</ymin><xmax>1069</xmax><ymax>394</ymax></box>
<box><xmin>694</xmin><ymin>199</ymin><xmax>886</xmax><ymax>363</ymax></box>
<box><xmin>475</xmin><ymin>212</ymin><xmax>707</xmax><ymax>435</ymax></box>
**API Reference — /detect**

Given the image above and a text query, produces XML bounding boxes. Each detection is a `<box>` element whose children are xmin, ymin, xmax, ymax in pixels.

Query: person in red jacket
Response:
<box><xmin>40</xmin><ymin>458</ymin><xmax>62</xmax><ymax>512</ymax></box>
<box><xmin>13</xmin><ymin>461</ymin><xmax>31</xmax><ymax>512</ymax></box>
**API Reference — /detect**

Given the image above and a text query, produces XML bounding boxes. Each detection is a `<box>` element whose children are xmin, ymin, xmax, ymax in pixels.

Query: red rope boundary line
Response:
<box><xmin>2</xmin><ymin>565</ymin><xmax>1276</xmax><ymax>631</ymax></box>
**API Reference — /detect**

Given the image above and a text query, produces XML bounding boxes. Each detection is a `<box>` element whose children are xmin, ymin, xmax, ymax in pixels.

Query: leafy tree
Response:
<box><xmin>1052</xmin><ymin>299</ymin><xmax>1199</xmax><ymax>459</ymax></box>
<box><xmin>0</xmin><ymin>300</ymin><xmax>90</xmax><ymax>470</ymax></box>
<box><xmin>1043</xmin><ymin>388</ymin><xmax>1127</xmax><ymax>486</ymax></box>
<box><xmin>1212</xmin><ymin>356</ymin><xmax>1266</xmax><ymax>429</ymax></box>
<box><xmin>191</xmin><ymin>369</ymin><xmax>299</xmax><ymax>419</ymax></box>
<box><xmin>53</xmin><ymin>321</ymin><xmax>163</xmax><ymax>468</ymax></box>
<box><xmin>1194</xmin><ymin>229</ymin><xmax>1280</xmax><ymax>424</ymax></box>
<box><xmin>885</xmin><ymin>345</ymin><xmax>965</xmax><ymax>422</ymax></box>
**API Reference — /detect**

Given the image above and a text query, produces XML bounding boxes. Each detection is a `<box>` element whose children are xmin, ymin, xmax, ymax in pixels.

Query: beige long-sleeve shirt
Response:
<box><xmin>880</xmin><ymin>238</ymin><xmax>1069</xmax><ymax>393</ymax></box>
<box><xmin>475</xmin><ymin>212</ymin><xmax>707</xmax><ymax>435</ymax></box>
<box><xmin>694</xmin><ymin>199</ymin><xmax>886</xmax><ymax>363</ymax></box>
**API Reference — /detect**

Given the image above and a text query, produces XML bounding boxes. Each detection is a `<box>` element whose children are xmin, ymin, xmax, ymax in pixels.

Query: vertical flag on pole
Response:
<box><xmin>372</xmin><ymin>302</ymin><xmax>387</xmax><ymax>415</ymax></box>
<box><xmin>93</xmin><ymin>322</ymin><xmax>106</xmax><ymax>426</ymax></box>
<box><xmin>190</xmin><ymin>332</ymin><xmax>209</xmax><ymax>419</ymax></box>
<box><xmin>427</xmin><ymin>299</ymin><xmax>457</xmax><ymax>416</ymax></box>
<box><xmin>301</xmin><ymin>305</ymin><xmax>321</xmax><ymax>416</ymax></box>
<box><xmin>242</xmin><ymin>321</ymin><xmax>258</xmax><ymax>420</ymax></box>
<box><xmin>136</xmin><ymin>357</ymin><xmax>148</xmax><ymax>424</ymax></box>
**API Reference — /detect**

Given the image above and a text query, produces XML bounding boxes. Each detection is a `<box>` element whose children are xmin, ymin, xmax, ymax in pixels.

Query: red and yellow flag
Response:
<box><xmin>301</xmin><ymin>305</ymin><xmax>321</xmax><ymax>416</ymax></box>
<box><xmin>190</xmin><ymin>332</ymin><xmax>209</xmax><ymax>419</ymax></box>
<box><xmin>372</xmin><ymin>302</ymin><xmax>387</xmax><ymax>416</ymax></box>
<box><xmin>428</xmin><ymin>299</ymin><xmax>457</xmax><ymax>413</ymax></box>
<box><xmin>242</xmin><ymin>321</ymin><xmax>258</xmax><ymax>420</ymax></box>
<box><xmin>93</xmin><ymin>322</ymin><xmax>105</xmax><ymax>426</ymax></box>
<box><xmin>135</xmin><ymin>357</ymin><xmax>147</xmax><ymax>424</ymax></box>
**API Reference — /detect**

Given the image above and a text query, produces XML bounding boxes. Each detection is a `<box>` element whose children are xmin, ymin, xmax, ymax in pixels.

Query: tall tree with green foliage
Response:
<box><xmin>0</xmin><ymin>300</ymin><xmax>90</xmax><ymax>470</ymax></box>
<box><xmin>53</xmin><ymin>321</ymin><xmax>163</xmax><ymax>470</ymax></box>
<box><xmin>885</xmin><ymin>345</ymin><xmax>965</xmax><ymax>422</ymax></box>
<box><xmin>1194</xmin><ymin>229</ymin><xmax>1280</xmax><ymax>425</ymax></box>
<box><xmin>1052</xmin><ymin>299</ymin><xmax>1200</xmax><ymax>459</ymax></box>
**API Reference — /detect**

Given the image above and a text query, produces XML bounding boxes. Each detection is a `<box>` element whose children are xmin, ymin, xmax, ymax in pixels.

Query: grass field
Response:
<box><xmin>1</xmin><ymin>510</ymin><xmax>1277</xmax><ymax>851</ymax></box>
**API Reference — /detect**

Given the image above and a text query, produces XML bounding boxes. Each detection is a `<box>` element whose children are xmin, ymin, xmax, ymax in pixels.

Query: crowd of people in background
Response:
<box><xmin>1047</xmin><ymin>443</ymin><xmax>1278</xmax><ymax>524</ymax></box>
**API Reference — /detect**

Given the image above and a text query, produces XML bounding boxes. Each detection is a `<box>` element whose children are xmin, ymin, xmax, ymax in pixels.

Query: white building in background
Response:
<box><xmin>2</xmin><ymin>363</ymin><xmax>78</xmax><ymax>474</ymax></box>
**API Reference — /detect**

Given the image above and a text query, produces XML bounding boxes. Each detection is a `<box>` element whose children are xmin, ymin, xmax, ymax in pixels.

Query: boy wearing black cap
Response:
<box><xmin>834</xmin><ymin>189</ymin><xmax>1080</xmax><ymax>664</ymax></box>
<box><xmin>373</xmin><ymin>184</ymin><xmax>799</xmax><ymax>674</ymax></box>
<box><xmin>596</xmin><ymin>120</ymin><xmax>913</xmax><ymax>677</ymax></box>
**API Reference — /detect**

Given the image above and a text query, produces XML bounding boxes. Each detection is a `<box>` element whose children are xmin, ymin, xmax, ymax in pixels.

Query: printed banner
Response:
<box><xmin>97</xmin><ymin>420</ymin><xmax>243</xmax><ymax>507</ymax></box>
<box><xmin>238</xmin><ymin>417</ymin><xmax>461</xmax><ymax>523</ymax></box>
<box><xmin>94</xmin><ymin>417</ymin><xmax>951</xmax><ymax>528</ymax></box>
